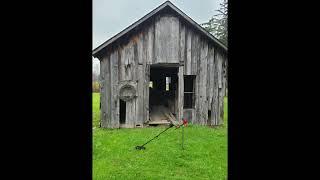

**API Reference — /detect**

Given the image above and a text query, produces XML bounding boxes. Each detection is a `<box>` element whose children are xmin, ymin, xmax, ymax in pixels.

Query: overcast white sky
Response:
<box><xmin>92</xmin><ymin>0</ymin><xmax>223</xmax><ymax>70</ymax></box>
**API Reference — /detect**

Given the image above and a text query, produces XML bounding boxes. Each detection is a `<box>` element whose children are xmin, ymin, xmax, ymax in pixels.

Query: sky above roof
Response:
<box><xmin>92</xmin><ymin>0</ymin><xmax>223</xmax><ymax>69</ymax></box>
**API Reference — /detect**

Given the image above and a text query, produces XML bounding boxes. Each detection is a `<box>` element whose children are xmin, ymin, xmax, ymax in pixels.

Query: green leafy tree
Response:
<box><xmin>202</xmin><ymin>0</ymin><xmax>228</xmax><ymax>46</ymax></box>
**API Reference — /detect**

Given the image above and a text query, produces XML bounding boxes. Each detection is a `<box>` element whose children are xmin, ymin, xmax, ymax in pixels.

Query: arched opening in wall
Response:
<box><xmin>120</xmin><ymin>99</ymin><xmax>126</xmax><ymax>124</ymax></box>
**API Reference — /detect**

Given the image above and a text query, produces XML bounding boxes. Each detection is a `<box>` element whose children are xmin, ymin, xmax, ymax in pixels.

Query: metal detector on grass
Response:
<box><xmin>135</xmin><ymin>118</ymin><xmax>188</xmax><ymax>150</ymax></box>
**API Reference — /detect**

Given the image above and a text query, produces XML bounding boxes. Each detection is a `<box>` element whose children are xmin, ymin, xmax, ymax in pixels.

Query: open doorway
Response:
<box><xmin>149</xmin><ymin>66</ymin><xmax>178</xmax><ymax>125</ymax></box>
<box><xmin>120</xmin><ymin>99</ymin><xmax>126</xmax><ymax>125</ymax></box>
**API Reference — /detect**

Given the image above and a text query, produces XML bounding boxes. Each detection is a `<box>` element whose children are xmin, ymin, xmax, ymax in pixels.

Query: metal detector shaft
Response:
<box><xmin>182</xmin><ymin>125</ymin><xmax>184</xmax><ymax>150</ymax></box>
<box><xmin>139</xmin><ymin>124</ymin><xmax>174</xmax><ymax>148</ymax></box>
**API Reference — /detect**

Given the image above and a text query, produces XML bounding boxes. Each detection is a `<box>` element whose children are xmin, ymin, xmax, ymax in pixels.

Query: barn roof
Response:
<box><xmin>92</xmin><ymin>1</ymin><xmax>227</xmax><ymax>58</ymax></box>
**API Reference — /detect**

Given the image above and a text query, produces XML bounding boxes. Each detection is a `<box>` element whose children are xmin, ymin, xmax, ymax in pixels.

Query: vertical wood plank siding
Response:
<box><xmin>97</xmin><ymin>14</ymin><xmax>227</xmax><ymax>128</ymax></box>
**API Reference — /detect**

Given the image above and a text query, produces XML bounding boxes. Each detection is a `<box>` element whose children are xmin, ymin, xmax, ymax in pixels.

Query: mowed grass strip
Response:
<box><xmin>93</xmin><ymin>93</ymin><xmax>227</xmax><ymax>179</ymax></box>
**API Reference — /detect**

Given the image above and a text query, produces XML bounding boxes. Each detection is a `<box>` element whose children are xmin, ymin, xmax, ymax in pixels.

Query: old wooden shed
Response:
<box><xmin>92</xmin><ymin>1</ymin><xmax>228</xmax><ymax>128</ymax></box>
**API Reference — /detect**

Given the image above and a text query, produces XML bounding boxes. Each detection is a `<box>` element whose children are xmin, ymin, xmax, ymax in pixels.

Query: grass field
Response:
<box><xmin>93</xmin><ymin>93</ymin><xmax>227</xmax><ymax>179</ymax></box>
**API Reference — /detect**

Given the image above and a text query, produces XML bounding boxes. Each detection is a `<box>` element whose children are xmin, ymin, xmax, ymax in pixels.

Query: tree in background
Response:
<box><xmin>92</xmin><ymin>81</ymin><xmax>100</xmax><ymax>92</ymax></box>
<box><xmin>201</xmin><ymin>0</ymin><xmax>228</xmax><ymax>46</ymax></box>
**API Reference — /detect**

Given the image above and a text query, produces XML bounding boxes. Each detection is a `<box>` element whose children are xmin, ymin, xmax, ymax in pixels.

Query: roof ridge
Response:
<box><xmin>93</xmin><ymin>1</ymin><xmax>227</xmax><ymax>57</ymax></box>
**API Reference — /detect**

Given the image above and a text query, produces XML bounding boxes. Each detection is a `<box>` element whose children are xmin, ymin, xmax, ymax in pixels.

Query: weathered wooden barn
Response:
<box><xmin>92</xmin><ymin>1</ymin><xmax>228</xmax><ymax>128</ymax></box>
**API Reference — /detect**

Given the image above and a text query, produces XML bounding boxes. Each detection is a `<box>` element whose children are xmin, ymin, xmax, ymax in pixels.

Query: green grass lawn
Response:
<box><xmin>93</xmin><ymin>93</ymin><xmax>228</xmax><ymax>179</ymax></box>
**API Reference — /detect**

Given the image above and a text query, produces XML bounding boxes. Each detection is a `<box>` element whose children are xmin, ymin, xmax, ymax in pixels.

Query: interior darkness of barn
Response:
<box><xmin>149</xmin><ymin>66</ymin><xmax>178</xmax><ymax>124</ymax></box>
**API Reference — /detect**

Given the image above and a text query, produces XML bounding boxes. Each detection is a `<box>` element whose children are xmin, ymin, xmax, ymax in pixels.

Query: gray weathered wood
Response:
<box><xmin>194</xmin><ymin>75</ymin><xmax>199</xmax><ymax>124</ymax></box>
<box><xmin>119</xmin><ymin>46</ymin><xmax>125</xmax><ymax>81</ymax></box>
<box><xmin>124</xmin><ymin>82</ymin><xmax>137</xmax><ymax>128</ymax></box>
<box><xmin>217</xmin><ymin>50</ymin><xmax>223</xmax><ymax>125</ymax></box>
<box><xmin>95</xmin><ymin>8</ymin><xmax>227</xmax><ymax>128</ymax></box>
<box><xmin>223</xmin><ymin>54</ymin><xmax>228</xmax><ymax>97</ymax></box>
<box><xmin>136</xmin><ymin>33</ymin><xmax>145</xmax><ymax>126</ymax></box>
<box><xmin>198</xmin><ymin>39</ymin><xmax>208</xmax><ymax>125</ymax></box>
<box><xmin>217</xmin><ymin>50</ymin><xmax>223</xmax><ymax>89</ymax></box>
<box><xmin>136</xmin><ymin>65</ymin><xmax>144</xmax><ymax>126</ymax></box>
<box><xmin>119</xmin><ymin>41</ymin><xmax>135</xmax><ymax>81</ymax></box>
<box><xmin>179</xmin><ymin>22</ymin><xmax>185</xmax><ymax>63</ymax></box>
<box><xmin>99</xmin><ymin>56</ymin><xmax>106</xmax><ymax>128</ymax></box>
<box><xmin>211</xmin><ymin>49</ymin><xmax>219</xmax><ymax>126</ymax></box>
<box><xmin>191</xmin><ymin>31</ymin><xmax>199</xmax><ymax>75</ymax></box>
<box><xmin>119</xmin><ymin>39</ymin><xmax>139</xmax><ymax>128</ymax></box>
<box><xmin>207</xmin><ymin>45</ymin><xmax>215</xmax><ymax>110</ymax></box>
<box><xmin>145</xmin><ymin>23</ymin><xmax>154</xmax><ymax>64</ymax></box>
<box><xmin>155</xmin><ymin>15</ymin><xmax>180</xmax><ymax>64</ymax></box>
<box><xmin>178</xmin><ymin>66</ymin><xmax>184</xmax><ymax>121</ymax></box>
<box><xmin>144</xmin><ymin>65</ymin><xmax>150</xmax><ymax>123</ymax></box>
<box><xmin>104</xmin><ymin>54</ymin><xmax>112</xmax><ymax>128</ymax></box>
<box><xmin>184</xmin><ymin>28</ymin><xmax>192</xmax><ymax>75</ymax></box>
<box><xmin>110</xmin><ymin>50</ymin><xmax>120</xmax><ymax>128</ymax></box>
<box><xmin>128</xmin><ymin>41</ymin><xmax>135</xmax><ymax>81</ymax></box>
<box><xmin>136</xmin><ymin>33</ymin><xmax>144</xmax><ymax>65</ymax></box>
<box><xmin>126</xmin><ymin>99</ymin><xmax>132</xmax><ymax>127</ymax></box>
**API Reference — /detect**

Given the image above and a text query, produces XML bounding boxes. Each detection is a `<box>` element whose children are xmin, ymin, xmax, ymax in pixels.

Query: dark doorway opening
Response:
<box><xmin>149</xmin><ymin>65</ymin><xmax>178</xmax><ymax>124</ymax></box>
<box><xmin>120</xmin><ymin>99</ymin><xmax>126</xmax><ymax>124</ymax></box>
<box><xmin>208</xmin><ymin>110</ymin><xmax>212</xmax><ymax>125</ymax></box>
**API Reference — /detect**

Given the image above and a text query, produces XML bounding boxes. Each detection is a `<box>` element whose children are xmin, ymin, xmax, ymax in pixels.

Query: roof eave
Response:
<box><xmin>92</xmin><ymin>1</ymin><xmax>171</xmax><ymax>58</ymax></box>
<box><xmin>92</xmin><ymin>1</ymin><xmax>228</xmax><ymax>58</ymax></box>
